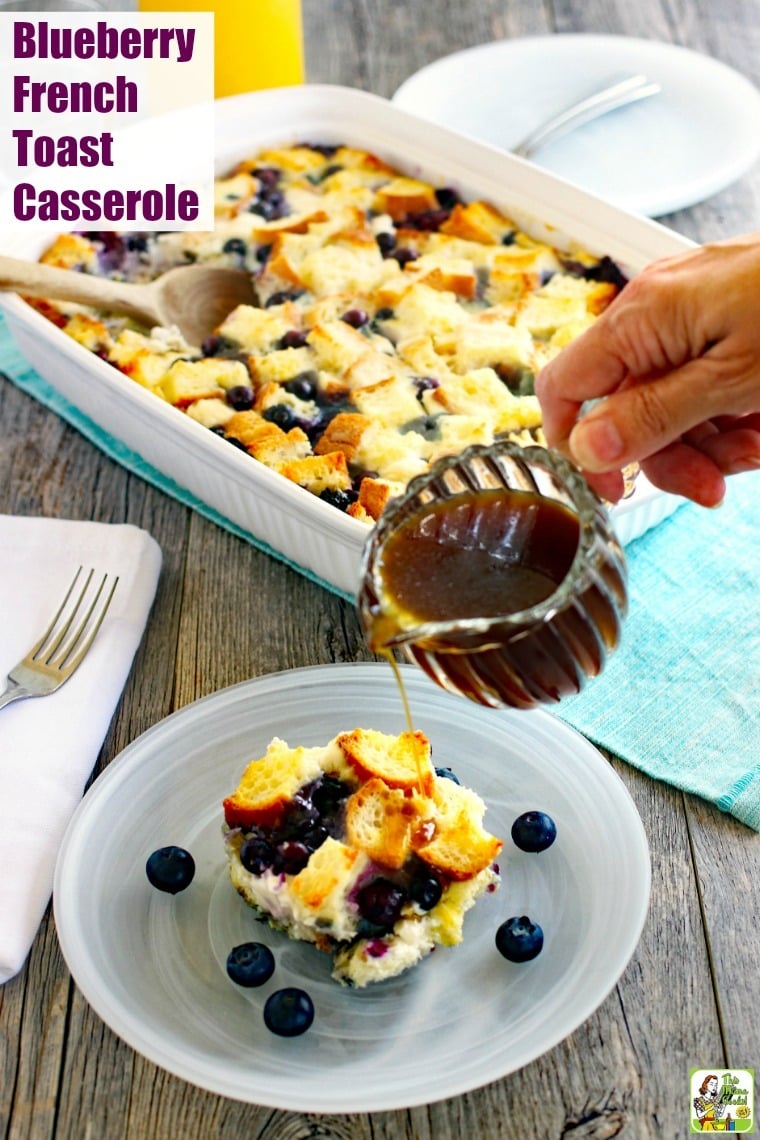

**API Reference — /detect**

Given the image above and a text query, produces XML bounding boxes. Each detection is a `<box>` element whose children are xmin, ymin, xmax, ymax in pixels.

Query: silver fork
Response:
<box><xmin>0</xmin><ymin>567</ymin><xmax>119</xmax><ymax>711</ymax></box>
<box><xmin>511</xmin><ymin>73</ymin><xmax>662</xmax><ymax>159</ymax></box>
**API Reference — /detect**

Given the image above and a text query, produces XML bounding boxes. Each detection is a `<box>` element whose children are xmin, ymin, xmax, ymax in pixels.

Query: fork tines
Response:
<box><xmin>30</xmin><ymin>567</ymin><xmax>119</xmax><ymax>673</ymax></box>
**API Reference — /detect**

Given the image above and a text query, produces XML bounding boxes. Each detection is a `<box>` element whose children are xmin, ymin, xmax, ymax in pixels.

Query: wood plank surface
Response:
<box><xmin>1</xmin><ymin>1</ymin><xmax>758</xmax><ymax>1138</ymax></box>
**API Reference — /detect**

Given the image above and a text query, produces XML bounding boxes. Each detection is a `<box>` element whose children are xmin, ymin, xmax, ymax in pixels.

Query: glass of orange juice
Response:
<box><xmin>138</xmin><ymin>0</ymin><xmax>304</xmax><ymax>99</ymax></box>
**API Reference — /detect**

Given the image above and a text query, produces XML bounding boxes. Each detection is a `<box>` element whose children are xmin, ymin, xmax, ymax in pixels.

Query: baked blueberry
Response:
<box><xmin>408</xmin><ymin>869</ymin><xmax>443</xmax><ymax>911</ymax></box>
<box><xmin>495</xmin><ymin>915</ymin><xmax>544</xmax><ymax>962</ymax></box>
<box><xmin>263</xmin><ymin>987</ymin><xmax>315</xmax><ymax>1037</ymax></box>
<box><xmin>227</xmin><ymin>384</ymin><xmax>255</xmax><ymax>411</ymax></box>
<box><xmin>357</xmin><ymin>878</ymin><xmax>407</xmax><ymax>928</ymax></box>
<box><xmin>145</xmin><ymin>846</ymin><xmax>195</xmax><ymax>894</ymax></box>
<box><xmin>226</xmin><ymin>942</ymin><xmax>275</xmax><ymax>987</ymax></box>
<box><xmin>263</xmin><ymin>404</ymin><xmax>297</xmax><ymax>430</ymax></box>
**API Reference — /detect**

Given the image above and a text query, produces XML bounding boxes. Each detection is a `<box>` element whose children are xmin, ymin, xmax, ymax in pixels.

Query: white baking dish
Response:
<box><xmin>0</xmin><ymin>84</ymin><xmax>689</xmax><ymax>599</ymax></box>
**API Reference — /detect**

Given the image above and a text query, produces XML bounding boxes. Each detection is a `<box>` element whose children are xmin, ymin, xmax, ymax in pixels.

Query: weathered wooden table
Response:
<box><xmin>1</xmin><ymin>2</ymin><xmax>757</xmax><ymax>1137</ymax></box>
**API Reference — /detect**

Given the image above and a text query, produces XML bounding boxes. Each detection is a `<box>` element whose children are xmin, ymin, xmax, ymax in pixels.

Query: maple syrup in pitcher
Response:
<box><xmin>359</xmin><ymin>442</ymin><xmax>628</xmax><ymax>710</ymax></box>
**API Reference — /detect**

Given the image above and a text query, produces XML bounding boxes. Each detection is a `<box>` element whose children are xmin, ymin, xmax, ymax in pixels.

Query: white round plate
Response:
<box><xmin>54</xmin><ymin>663</ymin><xmax>650</xmax><ymax>1113</ymax></box>
<box><xmin>392</xmin><ymin>34</ymin><xmax>760</xmax><ymax>216</ymax></box>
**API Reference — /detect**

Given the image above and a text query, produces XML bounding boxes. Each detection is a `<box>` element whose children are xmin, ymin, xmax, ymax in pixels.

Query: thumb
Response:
<box><xmin>567</xmin><ymin>357</ymin><xmax>727</xmax><ymax>471</ymax></box>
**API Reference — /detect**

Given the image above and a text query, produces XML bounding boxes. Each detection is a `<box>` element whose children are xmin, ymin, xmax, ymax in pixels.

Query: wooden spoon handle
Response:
<box><xmin>0</xmin><ymin>254</ymin><xmax>156</xmax><ymax>325</ymax></box>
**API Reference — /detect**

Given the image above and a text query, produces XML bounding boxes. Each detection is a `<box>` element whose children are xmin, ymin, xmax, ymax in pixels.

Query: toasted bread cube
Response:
<box><xmin>256</xmin><ymin>145</ymin><xmax>327</xmax><ymax>172</ymax></box>
<box><xmin>440</xmin><ymin>200</ymin><xmax>514</xmax><ymax>244</ymax></box>
<box><xmin>40</xmin><ymin>232</ymin><xmax>98</xmax><ymax>271</ymax></box>
<box><xmin>313</xmin><ymin>412</ymin><xmax>370</xmax><ymax>462</ymax></box>
<box><xmin>374</xmin><ymin>177</ymin><xmax>438</xmax><ymax>221</ymax></box>
<box><xmin>279</xmin><ymin>451</ymin><xmax>351</xmax><ymax>493</ymax></box>
<box><xmin>414</xmin><ymin>778</ymin><xmax>503</xmax><ymax>880</ymax></box>
<box><xmin>62</xmin><ymin>311</ymin><xmax>111</xmax><ymax>352</ymax></box>
<box><xmin>346</xmin><ymin>500</ymin><xmax>373</xmax><ymax>523</ymax></box>
<box><xmin>222</xmin><ymin>737</ymin><xmax>325</xmax><ymax>828</ymax></box>
<box><xmin>249</xmin><ymin>345</ymin><xmax>314</xmax><ymax>385</ymax></box>
<box><xmin>159</xmin><ymin>358</ymin><xmax>248</xmax><ymax>406</ymax></box>
<box><xmin>185</xmin><ymin>397</ymin><xmax>236</xmax><ymax>429</ymax></box>
<box><xmin>392</xmin><ymin>283</ymin><xmax>468</xmax><ymax>341</ymax></box>
<box><xmin>345</xmin><ymin>778</ymin><xmax>420</xmax><ymax>869</ymax></box>
<box><xmin>345</xmin><ymin>348</ymin><xmax>406</xmax><ymax>390</ymax></box>
<box><xmin>109</xmin><ymin>330</ymin><xmax>181</xmax><ymax>391</ymax></box>
<box><xmin>429</xmin><ymin>369</ymin><xmax>541</xmax><ymax>434</ymax></box>
<box><xmin>290</xmin><ymin>838</ymin><xmax>369</xmax><ymax>919</ymax></box>
<box><xmin>337</xmin><ymin>728</ymin><xmax>435</xmax><ymax>796</ymax></box>
<box><xmin>405</xmin><ymin>254</ymin><xmax>478</xmax><ymax>299</ymax></box>
<box><xmin>334</xmin><ymin>146</ymin><xmax>396</xmax><ymax>175</ymax></box>
<box><xmin>352</xmin><ymin>376</ymin><xmax>422</xmax><ymax>426</ymax></box>
<box><xmin>216</xmin><ymin>303</ymin><xmax>298</xmax><ymax>352</ymax></box>
<box><xmin>300</xmin><ymin>242</ymin><xmax>386</xmax><ymax>296</ymax></box>
<box><xmin>452</xmin><ymin>320</ymin><xmax>534</xmax><ymax>374</ymax></box>
<box><xmin>395</xmin><ymin>335</ymin><xmax>455</xmax><ymax>381</ymax></box>
<box><xmin>214</xmin><ymin>171</ymin><xmax>257</xmax><ymax>218</ymax></box>
<box><xmin>353</xmin><ymin>422</ymin><xmax>429</xmax><ymax>484</ymax></box>
<box><xmin>250</xmin><ymin>208</ymin><xmax>329</xmax><ymax>242</ymax></box>
<box><xmin>354</xmin><ymin>476</ymin><xmax>399</xmax><ymax>520</ymax></box>
<box><xmin>250</xmin><ymin>425</ymin><xmax>311</xmax><ymax>467</ymax></box>
<box><xmin>308</xmin><ymin>320</ymin><xmax>371</xmax><ymax>372</ymax></box>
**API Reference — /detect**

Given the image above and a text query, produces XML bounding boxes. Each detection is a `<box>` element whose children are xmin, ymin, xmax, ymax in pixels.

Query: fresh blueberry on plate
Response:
<box><xmin>263</xmin><ymin>987</ymin><xmax>315</xmax><ymax>1037</ymax></box>
<box><xmin>145</xmin><ymin>846</ymin><xmax>195</xmax><ymax>894</ymax></box>
<box><xmin>495</xmin><ymin>915</ymin><xmax>544</xmax><ymax>962</ymax></box>
<box><xmin>510</xmin><ymin>810</ymin><xmax>557</xmax><ymax>852</ymax></box>
<box><xmin>226</xmin><ymin>942</ymin><xmax>275</xmax><ymax>987</ymax></box>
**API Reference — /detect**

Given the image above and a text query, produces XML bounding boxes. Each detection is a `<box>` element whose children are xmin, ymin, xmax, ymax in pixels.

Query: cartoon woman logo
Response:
<box><xmin>693</xmin><ymin>1074</ymin><xmax>732</xmax><ymax>1131</ymax></box>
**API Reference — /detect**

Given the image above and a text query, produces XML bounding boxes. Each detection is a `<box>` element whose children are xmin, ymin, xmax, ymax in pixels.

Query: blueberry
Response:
<box><xmin>277</xmin><ymin>329</ymin><xmax>308</xmax><ymax>350</ymax></box>
<box><xmin>274</xmin><ymin>839</ymin><xmax>311</xmax><ymax>875</ymax></box>
<box><xmin>201</xmin><ymin>334</ymin><xmax>239</xmax><ymax>357</ymax></box>
<box><xmin>435</xmin><ymin>186</ymin><xmax>461</xmax><ymax>209</ymax></box>
<box><xmin>435</xmin><ymin>766</ymin><xmax>460</xmax><ymax>784</ymax></box>
<box><xmin>394</xmin><ymin>248</ymin><xmax>418</xmax><ymax>267</ymax></box>
<box><xmin>413</xmin><ymin>375</ymin><xmax>440</xmax><ymax>401</ymax></box>
<box><xmin>255</xmin><ymin>242</ymin><xmax>272</xmax><ymax>264</ymax></box>
<box><xmin>265</xmin><ymin>290</ymin><xmax>303</xmax><ymax>307</ymax></box>
<box><xmin>300</xmin><ymin>823</ymin><xmax>330</xmax><ymax>851</ymax></box>
<box><xmin>404</xmin><ymin>208</ymin><xmax>450</xmax><ymax>231</ymax></box>
<box><xmin>373</xmin><ymin>306</ymin><xmax>395</xmax><ymax>321</ymax></box>
<box><xmin>240</xmin><ymin>834</ymin><xmax>275</xmax><ymax>875</ymax></box>
<box><xmin>283</xmin><ymin>372</ymin><xmax>318</xmax><ymax>400</ymax></box>
<box><xmin>226</xmin><ymin>941</ymin><xmax>275</xmax><ymax>987</ymax></box>
<box><xmin>253</xmin><ymin>166</ymin><xmax>280</xmax><ymax>188</ymax></box>
<box><xmin>341</xmin><ymin>308</ymin><xmax>369</xmax><ymax>328</ymax></box>
<box><xmin>408</xmin><ymin>869</ymin><xmax>443</xmax><ymax>911</ymax></box>
<box><xmin>495</xmin><ymin>915</ymin><xmax>544</xmax><ymax>962</ymax></box>
<box><xmin>357</xmin><ymin>878</ymin><xmax>407</xmax><ymax>928</ymax></box>
<box><xmin>319</xmin><ymin>488</ymin><xmax>358</xmax><ymax>512</ymax></box>
<box><xmin>145</xmin><ymin>846</ymin><xmax>195</xmax><ymax>894</ymax></box>
<box><xmin>264</xmin><ymin>988</ymin><xmax>315</xmax><ymax>1037</ymax></box>
<box><xmin>376</xmin><ymin>231</ymin><xmax>396</xmax><ymax>255</ymax></box>
<box><xmin>262</xmin><ymin>404</ymin><xmax>297</xmax><ymax>431</ymax></box>
<box><xmin>311</xmin><ymin>775</ymin><xmax>352</xmax><ymax>814</ymax></box>
<box><xmin>124</xmin><ymin>233</ymin><xmax>148</xmax><ymax>253</ymax></box>
<box><xmin>227</xmin><ymin>384</ymin><xmax>255</xmax><ymax>411</ymax></box>
<box><xmin>222</xmin><ymin>237</ymin><xmax>247</xmax><ymax>257</ymax></box>
<box><xmin>510</xmin><ymin>811</ymin><xmax>557</xmax><ymax>853</ymax></box>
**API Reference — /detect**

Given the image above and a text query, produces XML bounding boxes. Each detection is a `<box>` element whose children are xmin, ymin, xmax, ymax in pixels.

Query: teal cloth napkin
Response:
<box><xmin>2</xmin><ymin>312</ymin><xmax>758</xmax><ymax>829</ymax></box>
<box><xmin>556</xmin><ymin>474</ymin><xmax>760</xmax><ymax>831</ymax></box>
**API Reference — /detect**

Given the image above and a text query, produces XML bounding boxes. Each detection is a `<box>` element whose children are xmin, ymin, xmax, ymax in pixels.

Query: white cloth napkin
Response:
<box><xmin>0</xmin><ymin>516</ymin><xmax>162</xmax><ymax>984</ymax></box>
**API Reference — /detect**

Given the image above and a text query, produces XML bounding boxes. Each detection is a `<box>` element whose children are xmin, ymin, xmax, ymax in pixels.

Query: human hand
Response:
<box><xmin>535</xmin><ymin>233</ymin><xmax>760</xmax><ymax>506</ymax></box>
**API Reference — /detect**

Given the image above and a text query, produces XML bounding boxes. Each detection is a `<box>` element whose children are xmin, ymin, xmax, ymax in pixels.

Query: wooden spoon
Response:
<box><xmin>0</xmin><ymin>254</ymin><xmax>258</xmax><ymax>346</ymax></box>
